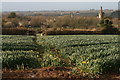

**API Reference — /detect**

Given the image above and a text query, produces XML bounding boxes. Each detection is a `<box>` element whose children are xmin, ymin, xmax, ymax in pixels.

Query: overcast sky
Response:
<box><xmin>1</xmin><ymin>0</ymin><xmax>119</xmax><ymax>2</ymax></box>
<box><xmin>2</xmin><ymin>2</ymin><xmax>118</xmax><ymax>11</ymax></box>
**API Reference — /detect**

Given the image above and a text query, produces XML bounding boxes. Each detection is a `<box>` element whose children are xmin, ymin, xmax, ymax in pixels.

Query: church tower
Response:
<box><xmin>98</xmin><ymin>6</ymin><xmax>104</xmax><ymax>20</ymax></box>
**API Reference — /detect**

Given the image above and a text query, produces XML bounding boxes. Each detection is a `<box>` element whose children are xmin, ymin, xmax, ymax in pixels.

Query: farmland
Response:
<box><xmin>2</xmin><ymin>35</ymin><xmax>120</xmax><ymax>77</ymax></box>
<box><xmin>1</xmin><ymin>35</ymin><xmax>41</xmax><ymax>69</ymax></box>
<box><xmin>36</xmin><ymin>35</ymin><xmax>120</xmax><ymax>75</ymax></box>
<box><xmin>2</xmin><ymin>2</ymin><xmax>120</xmax><ymax>79</ymax></box>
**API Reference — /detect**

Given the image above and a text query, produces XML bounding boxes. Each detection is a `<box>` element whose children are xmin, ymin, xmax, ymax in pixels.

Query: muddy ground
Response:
<box><xmin>2</xmin><ymin>67</ymin><xmax>120</xmax><ymax>80</ymax></box>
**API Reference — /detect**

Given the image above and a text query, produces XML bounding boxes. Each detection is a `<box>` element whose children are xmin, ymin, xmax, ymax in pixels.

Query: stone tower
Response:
<box><xmin>98</xmin><ymin>6</ymin><xmax>104</xmax><ymax>20</ymax></box>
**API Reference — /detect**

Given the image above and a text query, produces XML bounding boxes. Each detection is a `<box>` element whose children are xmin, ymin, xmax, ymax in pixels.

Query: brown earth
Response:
<box><xmin>2</xmin><ymin>67</ymin><xmax>120</xmax><ymax>80</ymax></box>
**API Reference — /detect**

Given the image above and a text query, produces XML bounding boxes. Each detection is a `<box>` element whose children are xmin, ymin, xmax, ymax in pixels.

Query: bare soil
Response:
<box><xmin>2</xmin><ymin>67</ymin><xmax>120</xmax><ymax>80</ymax></box>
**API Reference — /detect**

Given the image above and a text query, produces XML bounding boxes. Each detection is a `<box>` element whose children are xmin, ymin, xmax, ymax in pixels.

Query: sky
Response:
<box><xmin>1</xmin><ymin>0</ymin><xmax>120</xmax><ymax>2</ymax></box>
<box><xmin>2</xmin><ymin>2</ymin><xmax>119</xmax><ymax>11</ymax></box>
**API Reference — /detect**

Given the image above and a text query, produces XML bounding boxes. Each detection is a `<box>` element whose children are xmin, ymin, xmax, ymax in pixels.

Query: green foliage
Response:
<box><xmin>2</xmin><ymin>35</ymin><xmax>120</xmax><ymax>76</ymax></box>
<box><xmin>99</xmin><ymin>19</ymin><xmax>113</xmax><ymax>27</ymax></box>
<box><xmin>2</xmin><ymin>35</ymin><xmax>41</xmax><ymax>69</ymax></box>
<box><xmin>2</xmin><ymin>51</ymin><xmax>41</xmax><ymax>69</ymax></box>
<box><xmin>2</xmin><ymin>35</ymin><xmax>37</xmax><ymax>51</ymax></box>
<box><xmin>8</xmin><ymin>12</ymin><xmax>17</xmax><ymax>18</ymax></box>
<box><xmin>99</xmin><ymin>18</ymin><xmax>119</xmax><ymax>34</ymax></box>
<box><xmin>37</xmin><ymin>35</ymin><xmax>120</xmax><ymax>75</ymax></box>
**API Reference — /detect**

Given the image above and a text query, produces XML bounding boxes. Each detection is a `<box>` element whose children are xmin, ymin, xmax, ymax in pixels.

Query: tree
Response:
<box><xmin>30</xmin><ymin>16</ymin><xmax>46</xmax><ymax>27</ymax></box>
<box><xmin>99</xmin><ymin>18</ymin><xmax>119</xmax><ymax>34</ymax></box>
<box><xmin>11</xmin><ymin>18</ymin><xmax>19</xmax><ymax>27</ymax></box>
<box><xmin>8</xmin><ymin>12</ymin><xmax>17</xmax><ymax>18</ymax></box>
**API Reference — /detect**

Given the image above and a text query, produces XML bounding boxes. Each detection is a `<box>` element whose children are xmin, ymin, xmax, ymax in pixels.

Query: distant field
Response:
<box><xmin>2</xmin><ymin>35</ymin><xmax>120</xmax><ymax>75</ymax></box>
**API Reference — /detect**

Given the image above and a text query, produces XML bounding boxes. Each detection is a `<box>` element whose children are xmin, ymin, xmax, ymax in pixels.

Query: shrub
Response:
<box><xmin>2</xmin><ymin>28</ymin><xmax>37</xmax><ymax>35</ymax></box>
<box><xmin>99</xmin><ymin>18</ymin><xmax>119</xmax><ymax>34</ymax></box>
<box><xmin>30</xmin><ymin>16</ymin><xmax>46</xmax><ymax>27</ymax></box>
<box><xmin>102</xmin><ymin>27</ymin><xmax>119</xmax><ymax>34</ymax></box>
<box><xmin>8</xmin><ymin>12</ymin><xmax>17</xmax><ymax>18</ymax></box>
<box><xmin>47</xmin><ymin>16</ymin><xmax>99</xmax><ymax>29</ymax></box>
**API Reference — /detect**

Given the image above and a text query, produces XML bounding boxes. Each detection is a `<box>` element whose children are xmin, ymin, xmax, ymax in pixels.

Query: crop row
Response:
<box><xmin>2</xmin><ymin>50</ymin><xmax>41</xmax><ymax>69</ymax></box>
<box><xmin>2</xmin><ymin>35</ymin><xmax>40</xmax><ymax>69</ymax></box>
<box><xmin>36</xmin><ymin>35</ymin><xmax>120</xmax><ymax>75</ymax></box>
<box><xmin>36</xmin><ymin>35</ymin><xmax>118</xmax><ymax>48</ymax></box>
<box><xmin>2</xmin><ymin>35</ymin><xmax>120</xmax><ymax>76</ymax></box>
<box><xmin>2</xmin><ymin>35</ymin><xmax>37</xmax><ymax>51</ymax></box>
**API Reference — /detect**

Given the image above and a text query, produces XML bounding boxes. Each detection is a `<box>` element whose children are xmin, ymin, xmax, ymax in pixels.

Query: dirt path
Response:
<box><xmin>2</xmin><ymin>67</ymin><xmax>120</xmax><ymax>80</ymax></box>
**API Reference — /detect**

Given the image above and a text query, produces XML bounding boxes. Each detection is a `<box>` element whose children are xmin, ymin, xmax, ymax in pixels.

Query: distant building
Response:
<box><xmin>70</xmin><ymin>12</ymin><xmax>73</xmax><ymax>18</ymax></box>
<box><xmin>60</xmin><ymin>12</ymin><xmax>63</xmax><ymax>16</ymax></box>
<box><xmin>76</xmin><ymin>11</ymin><xmax>80</xmax><ymax>14</ymax></box>
<box><xmin>98</xmin><ymin>6</ymin><xmax>105</xmax><ymax>20</ymax></box>
<box><xmin>18</xmin><ymin>22</ymin><xmax>23</xmax><ymax>27</ymax></box>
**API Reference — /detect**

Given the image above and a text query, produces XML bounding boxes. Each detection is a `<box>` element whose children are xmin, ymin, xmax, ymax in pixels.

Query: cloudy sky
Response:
<box><xmin>2</xmin><ymin>2</ymin><xmax>118</xmax><ymax>11</ymax></box>
<box><xmin>1</xmin><ymin>0</ymin><xmax>119</xmax><ymax>2</ymax></box>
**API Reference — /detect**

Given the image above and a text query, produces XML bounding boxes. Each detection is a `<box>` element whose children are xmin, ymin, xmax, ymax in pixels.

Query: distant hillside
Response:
<box><xmin>2</xmin><ymin>10</ymin><xmax>113</xmax><ymax>17</ymax></box>
<box><xmin>110</xmin><ymin>11</ymin><xmax>120</xmax><ymax>18</ymax></box>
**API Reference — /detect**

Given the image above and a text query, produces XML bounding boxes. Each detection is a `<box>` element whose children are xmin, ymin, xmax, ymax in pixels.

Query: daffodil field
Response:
<box><xmin>2</xmin><ymin>35</ymin><xmax>41</xmax><ymax>69</ymax></box>
<box><xmin>1</xmin><ymin>35</ymin><xmax>120</xmax><ymax>76</ymax></box>
<box><xmin>36</xmin><ymin>35</ymin><xmax>120</xmax><ymax>75</ymax></box>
